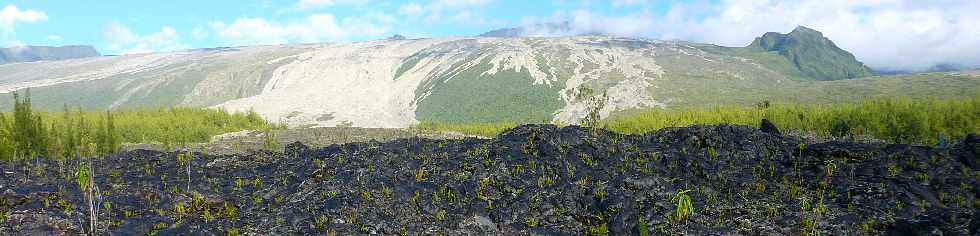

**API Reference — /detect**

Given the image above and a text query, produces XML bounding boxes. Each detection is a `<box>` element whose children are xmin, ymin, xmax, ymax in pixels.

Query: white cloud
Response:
<box><xmin>397</xmin><ymin>0</ymin><xmax>496</xmax><ymax>27</ymax></box>
<box><xmin>516</xmin><ymin>10</ymin><xmax>655</xmax><ymax>37</ymax></box>
<box><xmin>569</xmin><ymin>10</ymin><xmax>654</xmax><ymax>36</ymax></box>
<box><xmin>529</xmin><ymin>0</ymin><xmax>980</xmax><ymax>71</ymax></box>
<box><xmin>104</xmin><ymin>22</ymin><xmax>188</xmax><ymax>54</ymax></box>
<box><xmin>210</xmin><ymin>14</ymin><xmax>389</xmax><ymax>46</ymax></box>
<box><xmin>0</xmin><ymin>5</ymin><xmax>46</xmax><ymax>32</ymax></box>
<box><xmin>191</xmin><ymin>26</ymin><xmax>209</xmax><ymax>40</ymax></box>
<box><xmin>0</xmin><ymin>5</ymin><xmax>47</xmax><ymax>46</ymax></box>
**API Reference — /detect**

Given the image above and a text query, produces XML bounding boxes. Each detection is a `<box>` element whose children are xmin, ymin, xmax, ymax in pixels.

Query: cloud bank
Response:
<box><xmin>104</xmin><ymin>22</ymin><xmax>188</xmax><ymax>55</ymax></box>
<box><xmin>210</xmin><ymin>14</ymin><xmax>391</xmax><ymax>47</ymax></box>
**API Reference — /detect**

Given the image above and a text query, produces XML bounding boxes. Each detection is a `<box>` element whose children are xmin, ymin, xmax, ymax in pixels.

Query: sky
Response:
<box><xmin>1</xmin><ymin>0</ymin><xmax>978</xmax><ymax>72</ymax></box>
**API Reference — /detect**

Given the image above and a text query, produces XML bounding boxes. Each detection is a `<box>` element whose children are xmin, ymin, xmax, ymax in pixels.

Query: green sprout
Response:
<box><xmin>671</xmin><ymin>189</ymin><xmax>694</xmax><ymax>223</ymax></box>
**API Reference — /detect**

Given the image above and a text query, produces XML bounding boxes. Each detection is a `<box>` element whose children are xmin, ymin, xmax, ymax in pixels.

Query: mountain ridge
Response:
<box><xmin>0</xmin><ymin>45</ymin><xmax>100</xmax><ymax>64</ymax></box>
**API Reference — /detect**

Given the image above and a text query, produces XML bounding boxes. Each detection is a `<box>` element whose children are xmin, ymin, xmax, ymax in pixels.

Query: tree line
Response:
<box><xmin>0</xmin><ymin>90</ymin><xmax>118</xmax><ymax>161</ymax></box>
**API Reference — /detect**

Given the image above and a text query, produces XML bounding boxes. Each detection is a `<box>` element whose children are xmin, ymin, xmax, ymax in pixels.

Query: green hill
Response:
<box><xmin>749</xmin><ymin>26</ymin><xmax>874</xmax><ymax>80</ymax></box>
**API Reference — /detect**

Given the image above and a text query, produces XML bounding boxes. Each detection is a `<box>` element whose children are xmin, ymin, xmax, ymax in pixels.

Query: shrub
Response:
<box><xmin>581</xmin><ymin>91</ymin><xmax>609</xmax><ymax>133</ymax></box>
<box><xmin>830</xmin><ymin>118</ymin><xmax>850</xmax><ymax>138</ymax></box>
<box><xmin>76</xmin><ymin>162</ymin><xmax>96</xmax><ymax>233</ymax></box>
<box><xmin>263</xmin><ymin>128</ymin><xmax>279</xmax><ymax>152</ymax></box>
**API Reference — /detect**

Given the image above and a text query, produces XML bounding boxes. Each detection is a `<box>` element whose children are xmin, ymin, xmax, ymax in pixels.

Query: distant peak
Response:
<box><xmin>746</xmin><ymin>26</ymin><xmax>873</xmax><ymax>80</ymax></box>
<box><xmin>0</xmin><ymin>45</ymin><xmax>100</xmax><ymax>64</ymax></box>
<box><xmin>478</xmin><ymin>21</ymin><xmax>576</xmax><ymax>38</ymax></box>
<box><xmin>386</xmin><ymin>34</ymin><xmax>407</xmax><ymax>40</ymax></box>
<box><xmin>791</xmin><ymin>25</ymin><xmax>819</xmax><ymax>33</ymax></box>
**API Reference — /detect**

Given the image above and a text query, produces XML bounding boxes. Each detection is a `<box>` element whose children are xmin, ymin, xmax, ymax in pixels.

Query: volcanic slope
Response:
<box><xmin>0</xmin><ymin>28</ymin><xmax>977</xmax><ymax>128</ymax></box>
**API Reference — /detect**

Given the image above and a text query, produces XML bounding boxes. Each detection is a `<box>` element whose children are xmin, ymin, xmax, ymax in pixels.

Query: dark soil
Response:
<box><xmin>123</xmin><ymin>126</ymin><xmax>470</xmax><ymax>156</ymax></box>
<box><xmin>1</xmin><ymin>124</ymin><xmax>977</xmax><ymax>235</ymax></box>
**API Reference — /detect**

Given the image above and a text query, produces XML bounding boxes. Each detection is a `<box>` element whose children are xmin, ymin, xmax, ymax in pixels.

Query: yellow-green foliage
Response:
<box><xmin>417</xmin><ymin>97</ymin><xmax>978</xmax><ymax>145</ymax></box>
<box><xmin>1</xmin><ymin>91</ymin><xmax>280</xmax><ymax>161</ymax></box>
<box><xmin>606</xmin><ymin>97</ymin><xmax>978</xmax><ymax>145</ymax></box>
<box><xmin>51</xmin><ymin>107</ymin><xmax>282</xmax><ymax>147</ymax></box>
<box><xmin>72</xmin><ymin>107</ymin><xmax>280</xmax><ymax>144</ymax></box>
<box><xmin>413</xmin><ymin>121</ymin><xmax>516</xmax><ymax>138</ymax></box>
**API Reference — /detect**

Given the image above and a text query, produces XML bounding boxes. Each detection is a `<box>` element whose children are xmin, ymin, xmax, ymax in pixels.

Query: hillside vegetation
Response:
<box><xmin>0</xmin><ymin>91</ymin><xmax>280</xmax><ymax>161</ymax></box>
<box><xmin>419</xmin><ymin>97</ymin><xmax>980</xmax><ymax>145</ymax></box>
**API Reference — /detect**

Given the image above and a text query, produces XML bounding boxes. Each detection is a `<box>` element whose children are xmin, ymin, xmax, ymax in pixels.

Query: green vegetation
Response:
<box><xmin>262</xmin><ymin>128</ymin><xmax>279</xmax><ymax>152</ymax></box>
<box><xmin>0</xmin><ymin>90</ymin><xmax>281</xmax><ymax>161</ymax></box>
<box><xmin>0</xmin><ymin>90</ymin><xmax>49</xmax><ymax>160</ymax></box>
<box><xmin>76</xmin><ymin>162</ymin><xmax>96</xmax><ymax>234</ymax></box>
<box><xmin>652</xmin><ymin>42</ymin><xmax>979</xmax><ymax>110</ymax></box>
<box><xmin>606</xmin><ymin>97</ymin><xmax>978</xmax><ymax>145</ymax></box>
<box><xmin>177</xmin><ymin>150</ymin><xmax>194</xmax><ymax>192</ymax></box>
<box><xmin>585</xmin><ymin>223</ymin><xmax>609</xmax><ymax>236</ymax></box>
<box><xmin>748</xmin><ymin>26</ymin><xmax>873</xmax><ymax>80</ymax></box>
<box><xmin>671</xmin><ymin>189</ymin><xmax>694</xmax><ymax>223</ymax></box>
<box><xmin>580</xmin><ymin>89</ymin><xmax>608</xmax><ymax>133</ymax></box>
<box><xmin>414</xmin><ymin>58</ymin><xmax>563</xmax><ymax>123</ymax></box>
<box><xmin>418</xmin><ymin>97</ymin><xmax>978</xmax><ymax>145</ymax></box>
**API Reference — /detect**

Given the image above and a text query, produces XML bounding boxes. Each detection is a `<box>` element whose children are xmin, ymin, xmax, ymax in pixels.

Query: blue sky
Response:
<box><xmin>2</xmin><ymin>0</ymin><xmax>693</xmax><ymax>53</ymax></box>
<box><xmin>1</xmin><ymin>0</ymin><xmax>978</xmax><ymax>71</ymax></box>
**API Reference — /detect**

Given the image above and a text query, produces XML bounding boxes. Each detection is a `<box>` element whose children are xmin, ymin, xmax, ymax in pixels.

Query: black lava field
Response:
<box><xmin>1</xmin><ymin>124</ymin><xmax>977</xmax><ymax>235</ymax></box>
